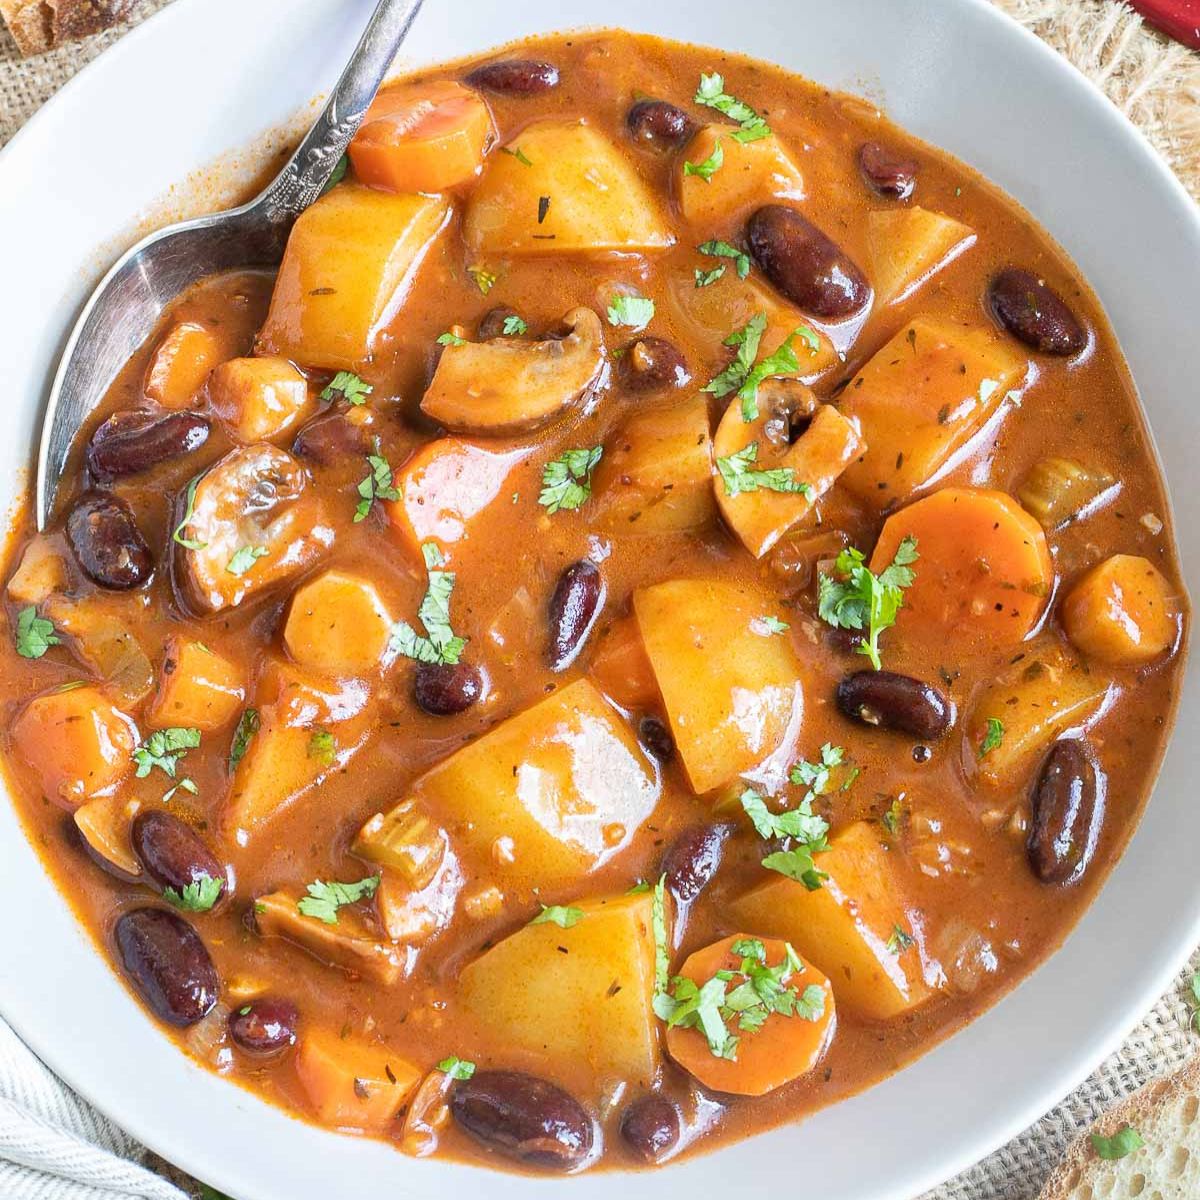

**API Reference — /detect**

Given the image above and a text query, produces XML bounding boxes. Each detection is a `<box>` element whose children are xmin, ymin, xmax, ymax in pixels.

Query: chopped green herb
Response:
<box><xmin>694</xmin><ymin>264</ymin><xmax>726</xmax><ymax>287</ymax></box>
<box><xmin>530</xmin><ymin>904</ymin><xmax>584</xmax><ymax>929</ymax></box>
<box><xmin>683</xmin><ymin>136</ymin><xmax>724</xmax><ymax>181</ymax></box>
<box><xmin>164</xmin><ymin>874</ymin><xmax>223</xmax><ymax>913</ymax></box>
<box><xmin>133</xmin><ymin>727</ymin><xmax>201</xmax><ymax>780</ymax></box>
<box><xmin>651</xmin><ymin>874</ymin><xmax>669</xmax><ymax>995</ymax></box>
<box><xmin>694</xmin><ymin>72</ymin><xmax>772</xmax><ymax>143</ymax></box>
<box><xmin>226</xmin><ymin>545</ymin><xmax>268</xmax><ymax>577</ymax></box>
<box><xmin>703</xmin><ymin>313</ymin><xmax>819</xmax><ymax>420</ymax></box>
<box><xmin>14</xmin><ymin>606</ymin><xmax>59</xmax><ymax>659</ymax></box>
<box><xmin>626</xmin><ymin>880</ymin><xmax>651</xmax><ymax>895</ymax></box>
<box><xmin>501</xmin><ymin>145</ymin><xmax>532</xmax><ymax>167</ymax></box>
<box><xmin>297</xmin><ymin>875</ymin><xmax>380</xmax><ymax>925</ymax></box>
<box><xmin>354</xmin><ymin>451</ymin><xmax>400</xmax><ymax>523</ymax></box>
<box><xmin>606</xmin><ymin>294</ymin><xmax>656</xmax><ymax>330</ymax></box>
<box><xmin>698</xmin><ymin>238</ymin><xmax>751</xmax><ymax>279</ymax></box>
<box><xmin>161</xmin><ymin>777</ymin><xmax>198</xmax><ymax>804</ymax></box>
<box><xmin>887</xmin><ymin>924</ymin><xmax>916</xmax><ymax>954</ymax></box>
<box><xmin>320</xmin><ymin>370</ymin><xmax>372</xmax><ymax>405</ymax></box>
<box><xmin>501</xmin><ymin>314</ymin><xmax>528</xmax><ymax>336</ymax></box>
<box><xmin>467</xmin><ymin>265</ymin><xmax>497</xmax><ymax>295</ymax></box>
<box><xmin>307</xmin><ymin>729</ymin><xmax>336</xmax><ymax>767</ymax></box>
<box><xmin>389</xmin><ymin>542</ymin><xmax>467</xmax><ymax>666</ymax></box>
<box><xmin>817</xmin><ymin>536</ymin><xmax>919</xmax><ymax>670</ymax></box>
<box><xmin>229</xmin><ymin>708</ymin><xmax>259</xmax><ymax>769</ymax></box>
<box><xmin>881</xmin><ymin>796</ymin><xmax>904</xmax><ymax>836</ymax></box>
<box><xmin>789</xmin><ymin>743</ymin><xmax>847</xmax><ymax>799</ymax></box>
<box><xmin>539</xmin><ymin>446</ymin><xmax>603</xmax><ymax>514</ymax></box>
<box><xmin>436</xmin><ymin>331</ymin><xmax>467</xmax><ymax>347</ymax></box>
<box><xmin>172</xmin><ymin>474</ymin><xmax>208</xmax><ymax>550</ymax></box>
<box><xmin>438</xmin><ymin>1055</ymin><xmax>477</xmax><ymax>1080</ymax></box>
<box><xmin>319</xmin><ymin>154</ymin><xmax>348</xmax><ymax>195</ymax></box>
<box><xmin>753</xmin><ymin>615</ymin><xmax>790</xmax><ymax>636</ymax></box>
<box><xmin>1090</xmin><ymin>1126</ymin><xmax>1143</xmax><ymax>1161</ymax></box>
<box><xmin>716</xmin><ymin>442</ymin><xmax>813</xmax><ymax>499</ymax></box>
<box><xmin>979</xmin><ymin>717</ymin><xmax>1005</xmax><ymax>759</ymax></box>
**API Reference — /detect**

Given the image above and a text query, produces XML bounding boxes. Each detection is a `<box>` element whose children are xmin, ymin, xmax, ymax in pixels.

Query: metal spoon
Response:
<box><xmin>35</xmin><ymin>0</ymin><xmax>425</xmax><ymax>531</ymax></box>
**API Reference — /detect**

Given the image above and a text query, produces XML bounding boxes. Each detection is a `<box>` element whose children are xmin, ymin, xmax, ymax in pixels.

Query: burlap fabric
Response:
<box><xmin>1</xmin><ymin>3</ymin><xmax>1197</xmax><ymax>1198</ymax></box>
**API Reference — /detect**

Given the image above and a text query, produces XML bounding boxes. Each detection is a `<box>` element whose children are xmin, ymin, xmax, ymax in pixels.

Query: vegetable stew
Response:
<box><xmin>0</xmin><ymin>29</ymin><xmax>1189</xmax><ymax>1174</ymax></box>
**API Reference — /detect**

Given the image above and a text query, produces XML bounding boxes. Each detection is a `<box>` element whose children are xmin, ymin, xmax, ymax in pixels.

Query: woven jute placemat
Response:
<box><xmin>1</xmin><ymin>4</ymin><xmax>1198</xmax><ymax>1198</ymax></box>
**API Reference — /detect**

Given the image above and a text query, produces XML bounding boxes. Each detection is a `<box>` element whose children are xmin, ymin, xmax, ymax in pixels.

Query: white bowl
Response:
<box><xmin>0</xmin><ymin>1</ymin><xmax>1196</xmax><ymax>1197</ymax></box>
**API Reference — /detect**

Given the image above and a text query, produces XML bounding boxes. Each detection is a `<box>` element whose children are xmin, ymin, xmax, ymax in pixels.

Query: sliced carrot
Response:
<box><xmin>295</xmin><ymin>1027</ymin><xmax>420</xmax><ymax>1132</ymax></box>
<box><xmin>664</xmin><ymin>934</ymin><xmax>835</xmax><ymax>1097</ymax></box>
<box><xmin>869</xmin><ymin>487</ymin><xmax>1052</xmax><ymax>647</ymax></box>
<box><xmin>589</xmin><ymin>614</ymin><xmax>660</xmax><ymax>711</ymax></box>
<box><xmin>146</xmin><ymin>636</ymin><xmax>244</xmax><ymax>731</ymax></box>
<box><xmin>349</xmin><ymin>80</ymin><xmax>494</xmax><ymax>194</ymax></box>
<box><xmin>1061</xmin><ymin>553</ymin><xmax>1178</xmax><ymax>666</ymax></box>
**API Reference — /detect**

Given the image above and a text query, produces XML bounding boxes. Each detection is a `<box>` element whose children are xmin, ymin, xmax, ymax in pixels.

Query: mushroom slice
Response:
<box><xmin>420</xmin><ymin>307</ymin><xmax>607</xmax><ymax>434</ymax></box>
<box><xmin>171</xmin><ymin>443</ymin><xmax>334</xmax><ymax>615</ymax></box>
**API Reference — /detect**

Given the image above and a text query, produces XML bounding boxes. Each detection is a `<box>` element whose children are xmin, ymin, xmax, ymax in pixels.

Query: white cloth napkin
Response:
<box><xmin>0</xmin><ymin>1018</ymin><xmax>189</xmax><ymax>1200</ymax></box>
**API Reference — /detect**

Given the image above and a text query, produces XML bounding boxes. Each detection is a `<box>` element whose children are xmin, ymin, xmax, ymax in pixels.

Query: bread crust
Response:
<box><xmin>1</xmin><ymin>0</ymin><xmax>131</xmax><ymax>55</ymax></box>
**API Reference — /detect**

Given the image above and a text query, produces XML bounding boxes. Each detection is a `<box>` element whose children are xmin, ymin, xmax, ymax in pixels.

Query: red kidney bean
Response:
<box><xmin>466</xmin><ymin>60</ymin><xmax>559</xmax><ymax>95</ymax></box>
<box><xmin>1027</xmin><ymin>738</ymin><xmax>1103</xmax><ymax>884</ymax></box>
<box><xmin>857</xmin><ymin>141</ymin><xmax>919</xmax><ymax>199</ymax></box>
<box><xmin>86</xmin><ymin>410</ymin><xmax>210</xmax><ymax>482</ymax></box>
<box><xmin>450</xmin><ymin>1070</ymin><xmax>594</xmax><ymax>1169</ymax></box>
<box><xmin>747</xmin><ymin>205</ymin><xmax>871</xmax><ymax>318</ymax></box>
<box><xmin>291</xmin><ymin>410</ymin><xmax>375</xmax><ymax>466</ymax></box>
<box><xmin>988</xmin><ymin>268</ymin><xmax>1086</xmax><ymax>355</ymax></box>
<box><xmin>228</xmin><ymin>998</ymin><xmax>298</xmax><ymax>1055</ymax></box>
<box><xmin>66</xmin><ymin>491</ymin><xmax>153</xmax><ymax>589</ymax></box>
<box><xmin>626</xmin><ymin>100</ymin><xmax>696</xmax><ymax>151</ymax></box>
<box><xmin>836</xmin><ymin>670</ymin><xmax>954</xmax><ymax>739</ymax></box>
<box><xmin>131</xmin><ymin>810</ymin><xmax>225</xmax><ymax>902</ymax></box>
<box><xmin>413</xmin><ymin>661</ymin><xmax>483</xmax><ymax>716</ymax></box>
<box><xmin>114</xmin><ymin>907</ymin><xmax>218</xmax><ymax>1027</ymax></box>
<box><xmin>616</xmin><ymin>337</ymin><xmax>691</xmax><ymax>393</ymax></box>
<box><xmin>638</xmin><ymin>715</ymin><xmax>675</xmax><ymax>763</ymax></box>
<box><xmin>477</xmin><ymin>306</ymin><xmax>525</xmax><ymax>341</ymax></box>
<box><xmin>548</xmin><ymin>560</ymin><xmax>606</xmax><ymax>671</ymax></box>
<box><xmin>662</xmin><ymin>823</ymin><xmax>730</xmax><ymax>904</ymax></box>
<box><xmin>619</xmin><ymin>1094</ymin><xmax>681</xmax><ymax>1163</ymax></box>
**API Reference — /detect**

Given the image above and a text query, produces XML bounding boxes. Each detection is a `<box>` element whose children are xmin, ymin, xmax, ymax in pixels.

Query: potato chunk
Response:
<box><xmin>1061</xmin><ymin>554</ymin><xmax>1178</xmax><ymax>666</ymax></box>
<box><xmin>296</xmin><ymin>1027</ymin><xmax>421</xmax><ymax>1133</ymax></box>
<box><xmin>463</xmin><ymin>119</ymin><xmax>673</xmax><ymax>255</ymax></box>
<box><xmin>730</xmin><ymin>822</ymin><xmax>931</xmax><ymax>1019</ymax></box>
<box><xmin>283</xmin><ymin>570</ymin><xmax>394</xmax><ymax>677</ymax></box>
<box><xmin>675</xmin><ymin>124</ymin><xmax>804</xmax><ymax>230</ymax></box>
<box><xmin>713</xmin><ymin>394</ymin><xmax>865</xmax><ymax>558</ymax></box>
<box><xmin>258</xmin><ymin>185</ymin><xmax>450</xmax><ymax>370</ymax></box>
<box><xmin>412</xmin><ymin>679</ymin><xmax>658</xmax><ymax>891</ymax></box>
<box><xmin>207</xmin><ymin>356</ymin><xmax>313</xmax><ymax>443</ymax></box>
<box><xmin>459</xmin><ymin>892</ymin><xmax>660</xmax><ymax>1088</ymax></box>
<box><xmin>6</xmin><ymin>535</ymin><xmax>67</xmax><ymax>605</ymax></box>
<box><xmin>838</xmin><ymin>318</ymin><xmax>1028</xmax><ymax>507</ymax></box>
<box><xmin>144</xmin><ymin>320</ymin><xmax>230</xmax><ymax>410</ymax></box>
<box><xmin>591</xmin><ymin>394</ymin><xmax>715</xmax><ymax>534</ymax></box>
<box><xmin>867</xmin><ymin>207</ymin><xmax>975</xmax><ymax>306</ymax></box>
<box><xmin>11</xmin><ymin>684</ymin><xmax>138</xmax><ymax>806</ymax></box>
<box><xmin>633</xmin><ymin>579</ymin><xmax>803</xmax><ymax>793</ymax></box>
<box><xmin>967</xmin><ymin>641</ymin><xmax>1113</xmax><ymax>787</ymax></box>
<box><xmin>146</xmin><ymin>636</ymin><xmax>244</xmax><ymax>731</ymax></box>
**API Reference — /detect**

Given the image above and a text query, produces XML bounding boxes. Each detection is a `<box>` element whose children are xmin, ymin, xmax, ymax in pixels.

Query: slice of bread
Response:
<box><xmin>0</xmin><ymin>0</ymin><xmax>53</xmax><ymax>54</ymax></box>
<box><xmin>0</xmin><ymin>0</ymin><xmax>131</xmax><ymax>56</ymax></box>
<box><xmin>1041</xmin><ymin>1054</ymin><xmax>1200</xmax><ymax>1199</ymax></box>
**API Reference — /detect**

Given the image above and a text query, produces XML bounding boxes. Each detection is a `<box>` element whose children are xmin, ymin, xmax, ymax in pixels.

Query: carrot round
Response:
<box><xmin>664</xmin><ymin>934</ymin><xmax>835</xmax><ymax>1097</ymax></box>
<box><xmin>870</xmin><ymin>487</ymin><xmax>1052</xmax><ymax>646</ymax></box>
<box><xmin>349</xmin><ymin>81</ymin><xmax>494</xmax><ymax>194</ymax></box>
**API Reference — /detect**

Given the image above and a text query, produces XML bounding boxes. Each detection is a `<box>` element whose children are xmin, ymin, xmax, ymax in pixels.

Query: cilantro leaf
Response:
<box><xmin>887</xmin><ymin>924</ymin><xmax>916</xmax><ymax>954</ymax></box>
<box><xmin>436</xmin><ymin>331</ymin><xmax>467</xmax><ymax>346</ymax></box>
<box><xmin>539</xmin><ymin>446</ymin><xmax>603</xmax><ymax>514</ymax></box>
<box><xmin>501</xmin><ymin>145</ymin><xmax>532</xmax><ymax>167</ymax></box>
<box><xmin>652</xmin><ymin>874</ymin><xmax>669</xmax><ymax>995</ymax></box>
<box><xmin>530</xmin><ymin>904</ymin><xmax>584</xmax><ymax>929</ymax></box>
<box><xmin>881</xmin><ymin>796</ymin><xmax>904</xmax><ymax>836</ymax></box>
<box><xmin>697</xmin><ymin>239</ymin><xmax>751</xmax><ymax>280</ymax></box>
<box><xmin>606</xmin><ymin>294</ymin><xmax>656</xmax><ymax>330</ymax></box>
<box><xmin>389</xmin><ymin>542</ymin><xmax>467</xmax><ymax>666</ymax></box>
<box><xmin>979</xmin><ymin>717</ymin><xmax>1005</xmax><ymax>759</ymax></box>
<box><xmin>716</xmin><ymin>442</ymin><xmax>813</xmax><ymax>499</ymax></box>
<box><xmin>133</xmin><ymin>727</ymin><xmax>201</xmax><ymax>780</ymax></box>
<box><xmin>320</xmin><ymin>370</ymin><xmax>372</xmax><ymax>405</ymax></box>
<box><xmin>694</xmin><ymin>72</ymin><xmax>772</xmax><ymax>143</ymax></box>
<box><xmin>161</xmin><ymin>777</ymin><xmax>198</xmax><ymax>804</ymax></box>
<box><xmin>354</xmin><ymin>451</ymin><xmax>399</xmax><ymax>523</ymax></box>
<box><xmin>468</xmin><ymin>265</ymin><xmax>497</xmax><ymax>295</ymax></box>
<box><xmin>501</xmin><ymin>314</ymin><xmax>528</xmax><ymax>336</ymax></box>
<box><xmin>226</xmin><ymin>545</ymin><xmax>268</xmax><ymax>577</ymax></box>
<box><xmin>297</xmin><ymin>875</ymin><xmax>380</xmax><ymax>925</ymax></box>
<box><xmin>704</xmin><ymin>312</ymin><xmax>766</xmax><ymax>400</ymax></box>
<box><xmin>164</xmin><ymin>874</ymin><xmax>223</xmax><ymax>913</ymax></box>
<box><xmin>229</xmin><ymin>708</ymin><xmax>259</xmax><ymax>769</ymax></box>
<box><xmin>1090</xmin><ymin>1126</ymin><xmax>1143</xmax><ymax>1161</ymax></box>
<box><xmin>683</xmin><ymin>136</ymin><xmax>724</xmax><ymax>181</ymax></box>
<box><xmin>172</xmin><ymin>474</ymin><xmax>207</xmax><ymax>550</ymax></box>
<box><xmin>703</xmin><ymin>314</ymin><xmax>818</xmax><ymax>419</ymax></box>
<box><xmin>789</xmin><ymin>743</ymin><xmax>847</xmax><ymax>800</ymax></box>
<box><xmin>695</xmin><ymin>264</ymin><xmax>726</xmax><ymax>287</ymax></box>
<box><xmin>14</xmin><ymin>606</ymin><xmax>59</xmax><ymax>659</ymax></box>
<box><xmin>438</xmin><ymin>1055</ymin><xmax>476</xmax><ymax>1080</ymax></box>
<box><xmin>817</xmin><ymin>536</ymin><xmax>919</xmax><ymax>670</ymax></box>
<box><xmin>752</xmin><ymin>614</ymin><xmax>789</xmax><ymax>636</ymax></box>
<box><xmin>307</xmin><ymin>729</ymin><xmax>336</xmax><ymax>767</ymax></box>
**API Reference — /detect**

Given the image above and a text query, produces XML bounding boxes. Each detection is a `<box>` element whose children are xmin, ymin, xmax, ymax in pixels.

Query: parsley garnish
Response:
<box><xmin>133</xmin><ymin>727</ymin><xmax>201</xmax><ymax>780</ymax></box>
<box><xmin>319</xmin><ymin>154</ymin><xmax>348</xmax><ymax>195</ymax></box>
<box><xmin>226</xmin><ymin>545</ymin><xmax>268</xmax><ymax>577</ymax></box>
<box><xmin>694</xmin><ymin>72</ymin><xmax>771</xmax><ymax>143</ymax></box>
<box><xmin>698</xmin><ymin>239</ymin><xmax>751</xmax><ymax>280</ymax></box>
<box><xmin>161</xmin><ymin>777</ymin><xmax>198</xmax><ymax>804</ymax></box>
<box><xmin>789</xmin><ymin>743</ymin><xmax>847</xmax><ymax>798</ymax></box>
<box><xmin>703</xmin><ymin>313</ymin><xmax>819</xmax><ymax>420</ymax></box>
<box><xmin>389</xmin><ymin>543</ymin><xmax>467</xmax><ymax>666</ymax></box>
<box><xmin>164</xmin><ymin>874</ymin><xmax>223</xmax><ymax>913</ymax></box>
<box><xmin>539</xmin><ymin>446</ymin><xmax>603</xmax><ymax>514</ymax></box>
<box><xmin>1090</xmin><ymin>1126</ymin><xmax>1144</xmax><ymax>1161</ymax></box>
<box><xmin>436</xmin><ymin>331</ymin><xmax>467</xmax><ymax>347</ymax></box>
<box><xmin>817</xmin><ymin>536</ymin><xmax>919</xmax><ymax>670</ymax></box>
<box><xmin>354</xmin><ymin>451</ymin><xmax>399</xmax><ymax>523</ymax></box>
<box><xmin>229</xmin><ymin>708</ymin><xmax>259</xmax><ymax>769</ymax></box>
<box><xmin>530</xmin><ymin>904</ymin><xmax>584</xmax><ymax>929</ymax></box>
<box><xmin>887</xmin><ymin>924</ymin><xmax>916</xmax><ymax>954</ymax></box>
<box><xmin>606</xmin><ymin>294</ymin><xmax>655</xmax><ymax>330</ymax></box>
<box><xmin>695</xmin><ymin>265</ymin><xmax>726</xmax><ymax>287</ymax></box>
<box><xmin>753</xmin><ymin>615</ymin><xmax>789</xmax><ymax>636</ymax></box>
<box><xmin>716</xmin><ymin>442</ymin><xmax>813</xmax><ymax>499</ymax></box>
<box><xmin>501</xmin><ymin>145</ymin><xmax>532</xmax><ymax>167</ymax></box>
<box><xmin>881</xmin><ymin>796</ymin><xmax>904</xmax><ymax>836</ymax></box>
<box><xmin>467</xmin><ymin>265</ymin><xmax>496</xmax><ymax>295</ymax></box>
<box><xmin>501</xmin><ymin>315</ymin><xmax>528</xmax><ymax>336</ymax></box>
<box><xmin>742</xmin><ymin>788</ymin><xmax>830</xmax><ymax>890</ymax></box>
<box><xmin>651</xmin><ymin>875</ymin><xmax>669</xmax><ymax>995</ymax></box>
<box><xmin>297</xmin><ymin>875</ymin><xmax>380</xmax><ymax>925</ymax></box>
<box><xmin>683</xmin><ymin>137</ymin><xmax>724</xmax><ymax>181</ymax></box>
<box><xmin>14</xmin><ymin>606</ymin><xmax>59</xmax><ymax>659</ymax></box>
<box><xmin>307</xmin><ymin>729</ymin><xmax>336</xmax><ymax>766</ymax></box>
<box><xmin>438</xmin><ymin>1055</ymin><xmax>476</xmax><ymax>1080</ymax></box>
<box><xmin>320</xmin><ymin>371</ymin><xmax>372</xmax><ymax>405</ymax></box>
<box><xmin>654</xmin><ymin>938</ymin><xmax>822</xmax><ymax>1061</ymax></box>
<box><xmin>978</xmin><ymin>717</ymin><xmax>1005</xmax><ymax>759</ymax></box>
<box><xmin>172</xmin><ymin>474</ymin><xmax>207</xmax><ymax>550</ymax></box>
